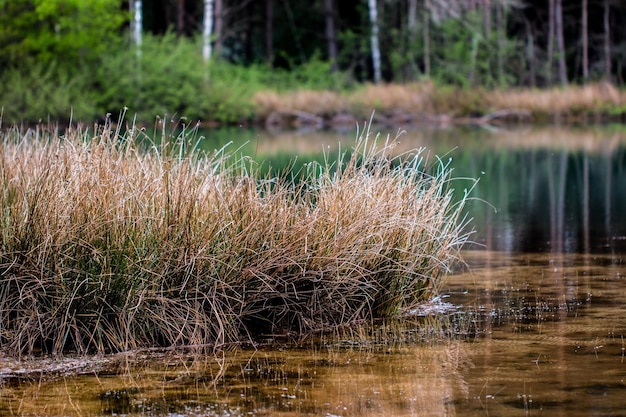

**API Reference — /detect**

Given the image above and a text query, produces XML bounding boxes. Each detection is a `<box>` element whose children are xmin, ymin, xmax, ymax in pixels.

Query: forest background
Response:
<box><xmin>1</xmin><ymin>0</ymin><xmax>625</xmax><ymax>126</ymax></box>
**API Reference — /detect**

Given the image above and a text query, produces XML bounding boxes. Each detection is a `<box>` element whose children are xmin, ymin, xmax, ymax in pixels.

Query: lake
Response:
<box><xmin>2</xmin><ymin>124</ymin><xmax>626</xmax><ymax>416</ymax></box>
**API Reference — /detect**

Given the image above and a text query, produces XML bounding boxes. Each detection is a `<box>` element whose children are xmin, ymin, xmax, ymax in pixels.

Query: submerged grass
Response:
<box><xmin>0</xmin><ymin>121</ymin><xmax>473</xmax><ymax>356</ymax></box>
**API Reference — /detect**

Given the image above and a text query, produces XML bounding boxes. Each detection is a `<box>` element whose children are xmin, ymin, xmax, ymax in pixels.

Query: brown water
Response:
<box><xmin>2</xmin><ymin>125</ymin><xmax>626</xmax><ymax>416</ymax></box>
<box><xmin>447</xmin><ymin>251</ymin><xmax>626</xmax><ymax>416</ymax></box>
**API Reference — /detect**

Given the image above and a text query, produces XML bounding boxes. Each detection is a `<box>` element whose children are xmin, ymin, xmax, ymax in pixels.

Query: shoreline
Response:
<box><xmin>244</xmin><ymin>81</ymin><xmax>626</xmax><ymax>130</ymax></box>
<box><xmin>4</xmin><ymin>82</ymin><xmax>625</xmax><ymax>129</ymax></box>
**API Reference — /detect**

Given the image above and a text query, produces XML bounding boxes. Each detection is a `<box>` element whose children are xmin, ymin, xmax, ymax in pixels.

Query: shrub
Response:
<box><xmin>94</xmin><ymin>34</ymin><xmax>210</xmax><ymax>122</ymax></box>
<box><xmin>0</xmin><ymin>61</ymin><xmax>97</xmax><ymax>123</ymax></box>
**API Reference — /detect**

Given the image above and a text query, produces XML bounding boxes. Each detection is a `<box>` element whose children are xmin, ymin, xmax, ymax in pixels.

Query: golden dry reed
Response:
<box><xmin>0</xmin><ymin>121</ymin><xmax>473</xmax><ymax>355</ymax></box>
<box><xmin>253</xmin><ymin>81</ymin><xmax>624</xmax><ymax>122</ymax></box>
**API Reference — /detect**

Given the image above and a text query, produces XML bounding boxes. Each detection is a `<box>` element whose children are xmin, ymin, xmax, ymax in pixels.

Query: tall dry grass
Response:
<box><xmin>252</xmin><ymin>81</ymin><xmax>626</xmax><ymax>124</ymax></box>
<box><xmin>252</xmin><ymin>82</ymin><xmax>437</xmax><ymax>122</ymax></box>
<box><xmin>487</xmin><ymin>82</ymin><xmax>623</xmax><ymax>117</ymax></box>
<box><xmin>0</xmin><ymin>122</ymin><xmax>472</xmax><ymax>356</ymax></box>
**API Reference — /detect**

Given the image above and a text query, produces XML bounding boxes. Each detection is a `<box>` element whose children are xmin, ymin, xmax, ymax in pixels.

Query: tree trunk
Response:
<box><xmin>547</xmin><ymin>0</ymin><xmax>555</xmax><ymax>84</ymax></box>
<box><xmin>202</xmin><ymin>0</ymin><xmax>214</xmax><ymax>62</ymax></box>
<box><xmin>408</xmin><ymin>0</ymin><xmax>417</xmax><ymax>31</ymax></box>
<box><xmin>483</xmin><ymin>0</ymin><xmax>491</xmax><ymax>37</ymax></box>
<box><xmin>177</xmin><ymin>0</ymin><xmax>185</xmax><ymax>37</ymax></box>
<box><xmin>324</xmin><ymin>0</ymin><xmax>338</xmax><ymax>72</ymax></box>
<box><xmin>604</xmin><ymin>0</ymin><xmax>611</xmax><ymax>81</ymax></box>
<box><xmin>368</xmin><ymin>0</ymin><xmax>382</xmax><ymax>84</ymax></box>
<box><xmin>282</xmin><ymin>0</ymin><xmax>305</xmax><ymax>64</ymax></box>
<box><xmin>407</xmin><ymin>0</ymin><xmax>419</xmax><ymax>80</ymax></box>
<box><xmin>582</xmin><ymin>0</ymin><xmax>588</xmax><ymax>80</ymax></box>
<box><xmin>265</xmin><ymin>0</ymin><xmax>273</xmax><ymax>66</ymax></box>
<box><xmin>555</xmin><ymin>0</ymin><xmax>568</xmax><ymax>86</ymax></box>
<box><xmin>525</xmin><ymin>18</ymin><xmax>536</xmax><ymax>87</ymax></box>
<box><xmin>130</xmin><ymin>0</ymin><xmax>142</xmax><ymax>57</ymax></box>
<box><xmin>496</xmin><ymin>1</ymin><xmax>504</xmax><ymax>86</ymax></box>
<box><xmin>423</xmin><ymin>0</ymin><xmax>430</xmax><ymax>77</ymax></box>
<box><xmin>214</xmin><ymin>0</ymin><xmax>223</xmax><ymax>58</ymax></box>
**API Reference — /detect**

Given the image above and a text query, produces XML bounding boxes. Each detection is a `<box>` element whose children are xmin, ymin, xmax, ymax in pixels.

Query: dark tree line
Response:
<box><xmin>2</xmin><ymin>0</ymin><xmax>626</xmax><ymax>88</ymax></box>
<box><xmin>131</xmin><ymin>0</ymin><xmax>626</xmax><ymax>86</ymax></box>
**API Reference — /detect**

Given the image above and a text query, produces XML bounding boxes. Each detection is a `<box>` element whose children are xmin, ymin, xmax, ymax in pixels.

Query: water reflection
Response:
<box><xmin>375</xmin><ymin>126</ymin><xmax>626</xmax><ymax>255</ymax></box>
<box><xmin>445</xmin><ymin>251</ymin><xmax>626</xmax><ymax>416</ymax></box>
<box><xmin>464</xmin><ymin>145</ymin><xmax>626</xmax><ymax>254</ymax></box>
<box><xmin>1</xmin><ymin>344</ymin><xmax>469</xmax><ymax>416</ymax></box>
<box><xmin>197</xmin><ymin>125</ymin><xmax>626</xmax><ymax>254</ymax></box>
<box><xmin>2</xmin><ymin>126</ymin><xmax>626</xmax><ymax>416</ymax></box>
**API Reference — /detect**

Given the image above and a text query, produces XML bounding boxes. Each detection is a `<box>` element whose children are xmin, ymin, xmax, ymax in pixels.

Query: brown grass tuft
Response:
<box><xmin>0</xmin><ymin>121</ymin><xmax>472</xmax><ymax>355</ymax></box>
<box><xmin>488</xmin><ymin>82</ymin><xmax>623</xmax><ymax>117</ymax></box>
<box><xmin>252</xmin><ymin>82</ymin><xmax>626</xmax><ymax>125</ymax></box>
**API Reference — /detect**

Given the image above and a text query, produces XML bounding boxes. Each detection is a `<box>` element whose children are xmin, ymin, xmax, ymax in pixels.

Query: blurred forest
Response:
<box><xmin>136</xmin><ymin>0</ymin><xmax>626</xmax><ymax>85</ymax></box>
<box><xmin>1</xmin><ymin>0</ymin><xmax>625</xmax><ymax>124</ymax></box>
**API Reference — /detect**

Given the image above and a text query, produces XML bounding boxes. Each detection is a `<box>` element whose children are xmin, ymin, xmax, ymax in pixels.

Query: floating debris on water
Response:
<box><xmin>406</xmin><ymin>296</ymin><xmax>460</xmax><ymax>317</ymax></box>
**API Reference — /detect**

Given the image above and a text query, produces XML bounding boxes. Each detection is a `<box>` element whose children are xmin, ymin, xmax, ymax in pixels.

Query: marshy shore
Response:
<box><xmin>252</xmin><ymin>82</ymin><xmax>625</xmax><ymax>130</ymax></box>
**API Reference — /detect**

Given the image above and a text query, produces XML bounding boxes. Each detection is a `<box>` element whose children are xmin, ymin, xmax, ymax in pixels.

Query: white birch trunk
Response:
<box><xmin>408</xmin><ymin>0</ymin><xmax>417</xmax><ymax>32</ymax></box>
<box><xmin>324</xmin><ymin>0</ymin><xmax>338</xmax><ymax>71</ymax></box>
<box><xmin>130</xmin><ymin>0</ymin><xmax>142</xmax><ymax>55</ymax></box>
<box><xmin>368</xmin><ymin>0</ymin><xmax>382</xmax><ymax>84</ymax></box>
<box><xmin>203</xmin><ymin>0</ymin><xmax>214</xmax><ymax>63</ymax></box>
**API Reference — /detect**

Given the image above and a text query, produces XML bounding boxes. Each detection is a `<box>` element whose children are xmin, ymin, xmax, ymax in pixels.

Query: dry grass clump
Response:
<box><xmin>348</xmin><ymin>82</ymin><xmax>436</xmax><ymax>115</ymax></box>
<box><xmin>252</xmin><ymin>82</ymin><xmax>626</xmax><ymax>125</ymax></box>
<box><xmin>252</xmin><ymin>82</ymin><xmax>436</xmax><ymax>120</ymax></box>
<box><xmin>252</xmin><ymin>90</ymin><xmax>348</xmax><ymax>118</ymax></box>
<box><xmin>0</xmin><ymin>122</ymin><xmax>472</xmax><ymax>356</ymax></box>
<box><xmin>488</xmin><ymin>82</ymin><xmax>623</xmax><ymax>117</ymax></box>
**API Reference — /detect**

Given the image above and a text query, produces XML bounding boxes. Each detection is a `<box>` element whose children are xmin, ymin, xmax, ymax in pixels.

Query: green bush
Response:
<box><xmin>430</xmin><ymin>11</ymin><xmax>522</xmax><ymax>89</ymax></box>
<box><xmin>1</xmin><ymin>33</ymin><xmax>356</xmax><ymax>125</ymax></box>
<box><xmin>275</xmin><ymin>54</ymin><xmax>354</xmax><ymax>91</ymax></box>
<box><xmin>94</xmin><ymin>34</ymin><xmax>209</xmax><ymax>122</ymax></box>
<box><xmin>0</xmin><ymin>61</ymin><xmax>96</xmax><ymax>123</ymax></box>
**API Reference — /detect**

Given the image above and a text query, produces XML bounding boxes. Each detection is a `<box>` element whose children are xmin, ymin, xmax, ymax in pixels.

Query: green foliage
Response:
<box><xmin>1</xmin><ymin>0</ymin><xmax>625</xmax><ymax>103</ymax></box>
<box><xmin>430</xmin><ymin>12</ymin><xmax>522</xmax><ymax>89</ymax></box>
<box><xmin>0</xmin><ymin>29</ymin><xmax>357</xmax><ymax>124</ymax></box>
<box><xmin>201</xmin><ymin>61</ymin><xmax>263</xmax><ymax>123</ymax></box>
<box><xmin>0</xmin><ymin>0</ymin><xmax>126</xmax><ymax>67</ymax></box>
<box><xmin>95</xmin><ymin>34</ymin><xmax>210</xmax><ymax>121</ymax></box>
<box><xmin>431</xmin><ymin>14</ymin><xmax>478</xmax><ymax>87</ymax></box>
<box><xmin>284</xmin><ymin>56</ymin><xmax>348</xmax><ymax>90</ymax></box>
<box><xmin>266</xmin><ymin>54</ymin><xmax>354</xmax><ymax>91</ymax></box>
<box><xmin>0</xmin><ymin>60</ymin><xmax>96</xmax><ymax>123</ymax></box>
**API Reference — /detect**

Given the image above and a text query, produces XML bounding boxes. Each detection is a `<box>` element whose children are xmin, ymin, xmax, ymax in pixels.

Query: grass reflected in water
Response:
<box><xmin>1</xmin><ymin>343</ymin><xmax>468</xmax><ymax>416</ymax></box>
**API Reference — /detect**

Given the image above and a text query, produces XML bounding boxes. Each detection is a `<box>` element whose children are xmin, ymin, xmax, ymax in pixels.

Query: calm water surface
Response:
<box><xmin>2</xmin><ymin>125</ymin><xmax>626</xmax><ymax>416</ymax></box>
